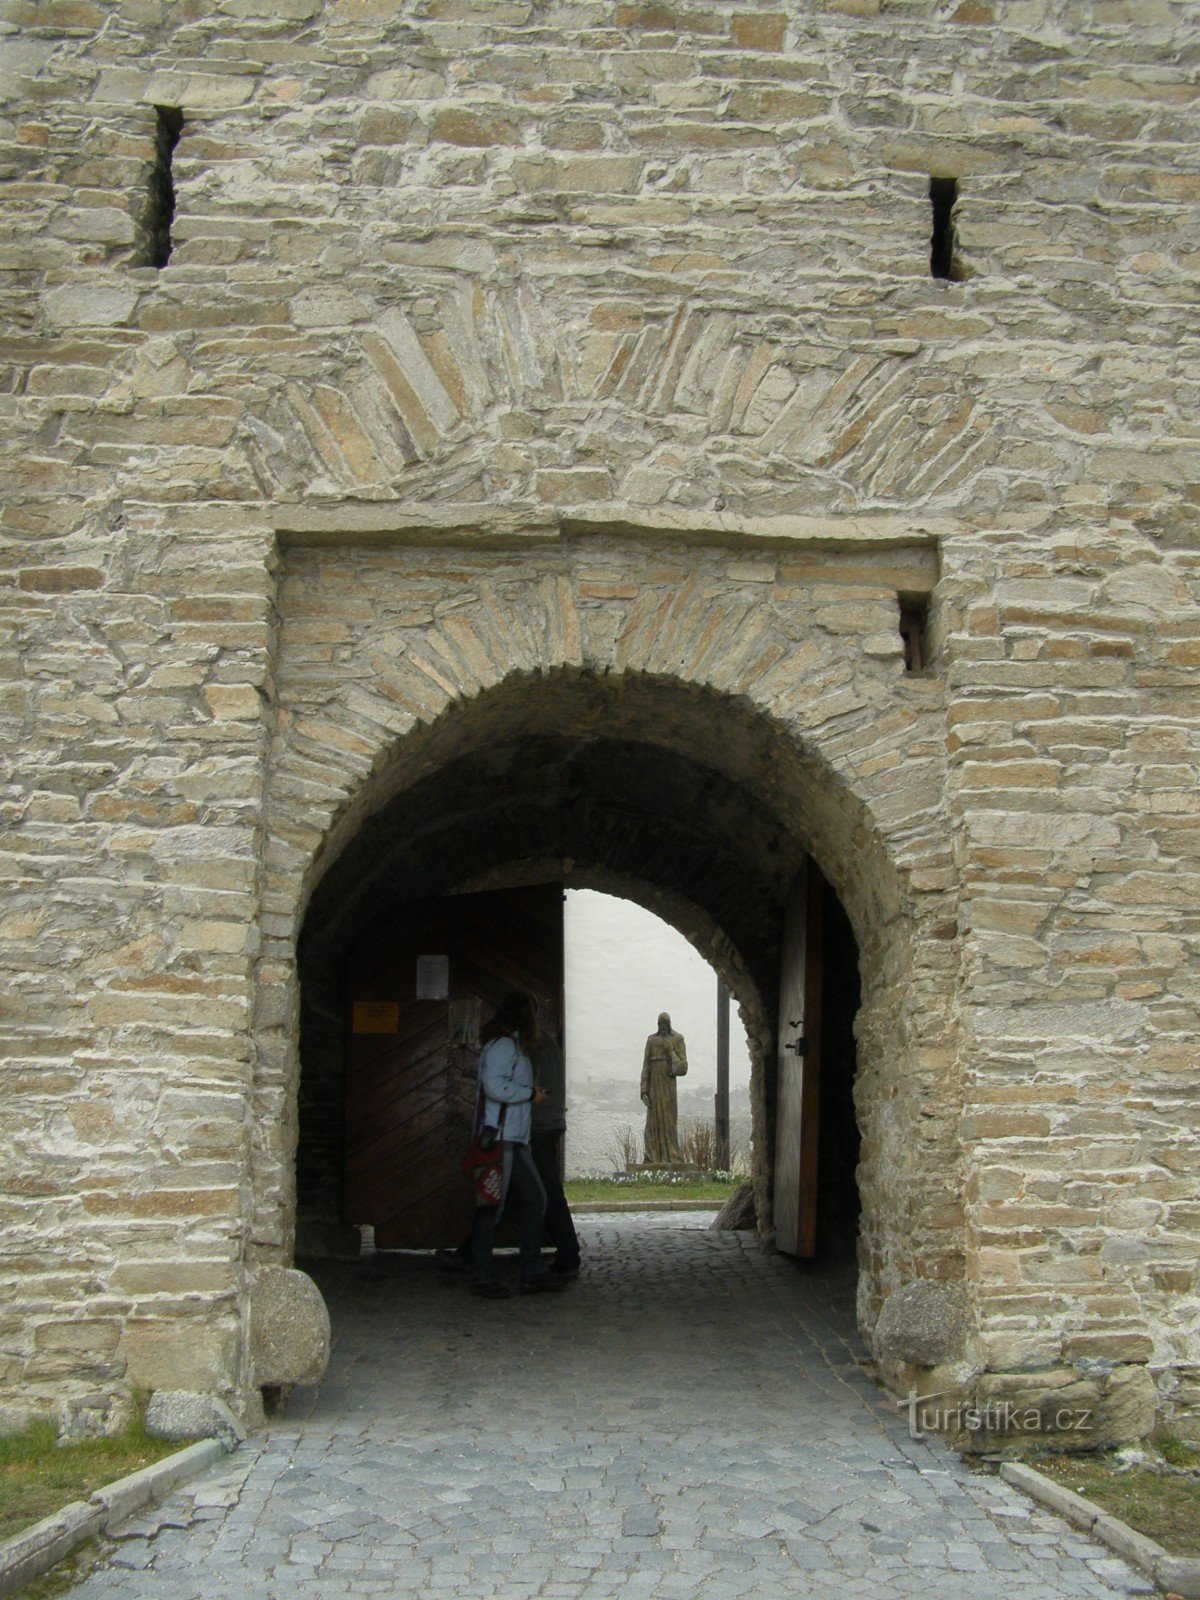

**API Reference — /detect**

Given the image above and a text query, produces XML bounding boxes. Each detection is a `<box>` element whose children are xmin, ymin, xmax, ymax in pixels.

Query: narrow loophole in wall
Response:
<box><xmin>929</xmin><ymin>177</ymin><xmax>961</xmax><ymax>281</ymax></box>
<box><xmin>142</xmin><ymin>105</ymin><xmax>183</xmax><ymax>269</ymax></box>
<box><xmin>899</xmin><ymin>598</ymin><xmax>929</xmax><ymax>673</ymax></box>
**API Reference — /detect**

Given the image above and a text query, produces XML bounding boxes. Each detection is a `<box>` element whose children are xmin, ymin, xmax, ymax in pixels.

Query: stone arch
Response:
<box><xmin>253</xmin><ymin>536</ymin><xmax>966</xmax><ymax>1365</ymax></box>
<box><xmin>298</xmin><ymin>667</ymin><xmax>902</xmax><ymax>973</ymax></box>
<box><xmin>252</xmin><ymin>281</ymin><xmax>988</xmax><ymax>514</ymax></box>
<box><xmin>266</xmin><ymin>559</ymin><xmax>916</xmax><ymax>967</ymax></box>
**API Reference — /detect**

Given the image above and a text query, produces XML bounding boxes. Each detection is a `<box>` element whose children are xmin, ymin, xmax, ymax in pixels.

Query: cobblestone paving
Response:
<box><xmin>64</xmin><ymin>1214</ymin><xmax>1150</xmax><ymax>1599</ymax></box>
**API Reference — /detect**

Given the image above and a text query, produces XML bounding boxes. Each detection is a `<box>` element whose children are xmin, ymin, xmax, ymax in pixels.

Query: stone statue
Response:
<box><xmin>640</xmin><ymin>1012</ymin><xmax>689</xmax><ymax>1165</ymax></box>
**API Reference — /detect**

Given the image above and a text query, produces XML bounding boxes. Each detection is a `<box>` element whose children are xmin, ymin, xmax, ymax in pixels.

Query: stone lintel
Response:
<box><xmin>276</xmin><ymin>500</ymin><xmax>945</xmax><ymax>588</ymax></box>
<box><xmin>561</xmin><ymin>503</ymin><xmax>948</xmax><ymax>562</ymax></box>
<box><xmin>276</xmin><ymin>501</ymin><xmax>559</xmax><ymax>547</ymax></box>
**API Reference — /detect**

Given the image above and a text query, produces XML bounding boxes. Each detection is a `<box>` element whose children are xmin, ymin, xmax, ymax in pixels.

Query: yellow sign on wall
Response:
<box><xmin>352</xmin><ymin>1001</ymin><xmax>399</xmax><ymax>1035</ymax></box>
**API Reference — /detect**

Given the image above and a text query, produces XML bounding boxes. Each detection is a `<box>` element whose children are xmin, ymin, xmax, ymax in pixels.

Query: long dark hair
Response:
<box><xmin>480</xmin><ymin>990</ymin><xmax>540</xmax><ymax>1054</ymax></box>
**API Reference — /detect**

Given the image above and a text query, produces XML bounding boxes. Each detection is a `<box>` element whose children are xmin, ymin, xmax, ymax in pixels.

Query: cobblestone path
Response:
<box><xmin>64</xmin><ymin>1214</ymin><xmax>1150</xmax><ymax>1599</ymax></box>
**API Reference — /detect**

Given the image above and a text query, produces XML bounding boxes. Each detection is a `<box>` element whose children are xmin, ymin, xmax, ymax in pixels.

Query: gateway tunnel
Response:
<box><xmin>289</xmin><ymin>671</ymin><xmax>865</xmax><ymax>1279</ymax></box>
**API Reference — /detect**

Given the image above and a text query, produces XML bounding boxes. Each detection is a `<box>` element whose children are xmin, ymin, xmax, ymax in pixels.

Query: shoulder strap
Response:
<box><xmin>473</xmin><ymin>1075</ymin><xmax>509</xmax><ymax>1132</ymax></box>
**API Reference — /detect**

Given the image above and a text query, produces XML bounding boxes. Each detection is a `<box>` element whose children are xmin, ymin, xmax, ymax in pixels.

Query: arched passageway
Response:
<box><xmin>297</xmin><ymin>871</ymin><xmax>860</xmax><ymax>1267</ymax></box>
<box><xmin>255</xmin><ymin>662</ymin><xmax>961</xmax><ymax>1343</ymax></box>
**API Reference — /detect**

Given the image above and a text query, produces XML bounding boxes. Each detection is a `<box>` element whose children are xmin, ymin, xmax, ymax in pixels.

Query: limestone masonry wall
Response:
<box><xmin>0</xmin><ymin>0</ymin><xmax>1197</xmax><ymax>1437</ymax></box>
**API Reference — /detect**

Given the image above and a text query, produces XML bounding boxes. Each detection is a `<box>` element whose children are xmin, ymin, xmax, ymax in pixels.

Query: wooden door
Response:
<box><xmin>773</xmin><ymin>858</ymin><xmax>825</xmax><ymax>1257</ymax></box>
<box><xmin>343</xmin><ymin>884</ymin><xmax>564</xmax><ymax>1250</ymax></box>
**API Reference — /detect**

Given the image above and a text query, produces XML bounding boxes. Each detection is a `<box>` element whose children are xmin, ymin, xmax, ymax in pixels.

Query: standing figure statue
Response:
<box><xmin>641</xmin><ymin>1012</ymin><xmax>689</xmax><ymax>1166</ymax></box>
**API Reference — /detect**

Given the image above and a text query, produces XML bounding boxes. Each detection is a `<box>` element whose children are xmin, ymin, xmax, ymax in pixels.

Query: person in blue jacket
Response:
<box><xmin>469</xmin><ymin>991</ymin><xmax>566</xmax><ymax>1298</ymax></box>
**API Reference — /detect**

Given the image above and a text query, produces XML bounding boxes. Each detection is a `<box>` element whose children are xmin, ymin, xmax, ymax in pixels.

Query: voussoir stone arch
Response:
<box><xmin>266</xmin><ymin>548</ymin><xmax>944</xmax><ymax>956</ymax></box>
<box><xmin>259</xmin><ymin>278</ymin><xmax>990</xmax><ymax>516</ymax></box>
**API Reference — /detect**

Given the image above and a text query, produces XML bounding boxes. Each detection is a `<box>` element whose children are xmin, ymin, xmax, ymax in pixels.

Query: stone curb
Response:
<box><xmin>0</xmin><ymin>1438</ymin><xmax>227</xmax><ymax>1599</ymax></box>
<box><xmin>1000</xmin><ymin>1461</ymin><xmax>1200</xmax><ymax>1599</ymax></box>
<box><xmin>571</xmin><ymin>1200</ymin><xmax>723</xmax><ymax>1213</ymax></box>
<box><xmin>0</xmin><ymin>1502</ymin><xmax>103</xmax><ymax>1600</ymax></box>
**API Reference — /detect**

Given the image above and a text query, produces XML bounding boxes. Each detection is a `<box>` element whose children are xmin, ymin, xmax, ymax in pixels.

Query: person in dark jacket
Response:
<box><xmin>530</xmin><ymin>1028</ymin><xmax>581</xmax><ymax>1280</ymax></box>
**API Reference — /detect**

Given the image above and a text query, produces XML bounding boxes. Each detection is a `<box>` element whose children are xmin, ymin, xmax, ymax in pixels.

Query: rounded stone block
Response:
<box><xmin>248</xmin><ymin>1267</ymin><xmax>331</xmax><ymax>1388</ymax></box>
<box><xmin>874</xmin><ymin>1280</ymin><xmax>970</xmax><ymax>1368</ymax></box>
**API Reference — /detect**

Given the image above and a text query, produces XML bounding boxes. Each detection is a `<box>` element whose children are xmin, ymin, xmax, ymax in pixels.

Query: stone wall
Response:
<box><xmin>1</xmin><ymin>0</ymin><xmax>1197</xmax><ymax>1432</ymax></box>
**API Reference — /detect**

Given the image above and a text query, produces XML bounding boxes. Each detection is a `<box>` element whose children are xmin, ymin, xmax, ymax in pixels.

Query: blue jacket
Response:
<box><xmin>478</xmin><ymin>1034</ymin><xmax>536</xmax><ymax>1146</ymax></box>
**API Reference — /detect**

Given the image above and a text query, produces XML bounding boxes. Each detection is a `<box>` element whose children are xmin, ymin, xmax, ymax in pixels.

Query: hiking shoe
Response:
<box><xmin>470</xmin><ymin>1280</ymin><xmax>512</xmax><ymax>1299</ymax></box>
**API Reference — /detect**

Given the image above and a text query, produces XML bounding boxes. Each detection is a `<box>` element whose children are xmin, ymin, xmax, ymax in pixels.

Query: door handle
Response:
<box><xmin>784</xmin><ymin>1036</ymin><xmax>809</xmax><ymax>1056</ymax></box>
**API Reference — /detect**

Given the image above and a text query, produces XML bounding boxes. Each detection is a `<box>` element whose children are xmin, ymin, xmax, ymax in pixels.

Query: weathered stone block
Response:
<box><xmin>289</xmin><ymin>289</ymin><xmax>372</xmax><ymax>329</ymax></box>
<box><xmin>145</xmin><ymin>1390</ymin><xmax>246</xmax><ymax>1452</ymax></box>
<box><xmin>965</xmin><ymin>1364</ymin><xmax>1157</xmax><ymax>1453</ymax></box>
<box><xmin>1154</xmin><ymin>1556</ymin><xmax>1200</xmax><ymax>1599</ymax></box>
<box><xmin>730</xmin><ymin>12</ymin><xmax>787</xmax><ymax>49</ymax></box>
<box><xmin>432</xmin><ymin>109</ymin><xmax>521</xmax><ymax>147</ymax></box>
<box><xmin>248</xmin><ymin>1267</ymin><xmax>330</xmax><ymax>1388</ymax></box>
<box><xmin>119</xmin><ymin>1322</ymin><xmax>239</xmax><ymax>1394</ymax></box>
<box><xmin>44</xmin><ymin>285</ymin><xmax>138</xmax><ymax>328</ymax></box>
<box><xmin>536</xmin><ymin>469</ymin><xmax>612</xmax><ymax>502</ymax></box>
<box><xmin>710</xmin><ymin>1181</ymin><xmax>756</xmax><ymax>1232</ymax></box>
<box><xmin>873</xmin><ymin>1281</ymin><xmax>970</xmax><ymax>1368</ymax></box>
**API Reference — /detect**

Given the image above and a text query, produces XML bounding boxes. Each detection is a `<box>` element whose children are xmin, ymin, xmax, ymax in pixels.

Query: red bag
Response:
<box><xmin>461</xmin><ymin>1097</ymin><xmax>507</xmax><ymax>1206</ymax></box>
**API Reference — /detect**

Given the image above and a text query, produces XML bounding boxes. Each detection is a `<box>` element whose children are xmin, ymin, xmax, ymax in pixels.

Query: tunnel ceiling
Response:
<box><xmin>300</xmin><ymin>732</ymin><xmax>807</xmax><ymax>1010</ymax></box>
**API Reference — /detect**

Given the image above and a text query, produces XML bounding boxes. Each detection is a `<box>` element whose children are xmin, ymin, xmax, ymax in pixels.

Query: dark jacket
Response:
<box><xmin>531</xmin><ymin>1034</ymin><xmax>566</xmax><ymax>1136</ymax></box>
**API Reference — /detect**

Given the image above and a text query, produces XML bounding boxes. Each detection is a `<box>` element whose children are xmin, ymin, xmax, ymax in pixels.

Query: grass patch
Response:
<box><xmin>1157</xmin><ymin>1427</ymin><xmax>1198</xmax><ymax>1467</ymax></box>
<box><xmin>0</xmin><ymin>1415</ymin><xmax>179</xmax><ymax>1543</ymax></box>
<box><xmin>1037</xmin><ymin>1449</ymin><xmax>1200</xmax><ymax>1556</ymax></box>
<box><xmin>564</xmin><ymin>1177</ymin><xmax>738</xmax><ymax>1204</ymax></box>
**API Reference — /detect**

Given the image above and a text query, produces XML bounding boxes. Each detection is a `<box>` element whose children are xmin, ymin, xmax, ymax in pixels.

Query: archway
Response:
<box><xmin>561</xmin><ymin>888</ymin><xmax>758</xmax><ymax>1180</ymax></box>
<box><xmin>254</xmin><ymin>662</ymin><xmax>962</xmax><ymax>1343</ymax></box>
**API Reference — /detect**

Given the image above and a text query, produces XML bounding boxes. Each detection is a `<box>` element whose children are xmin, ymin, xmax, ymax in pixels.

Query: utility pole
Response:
<box><xmin>715</xmin><ymin>977</ymin><xmax>730</xmax><ymax>1170</ymax></box>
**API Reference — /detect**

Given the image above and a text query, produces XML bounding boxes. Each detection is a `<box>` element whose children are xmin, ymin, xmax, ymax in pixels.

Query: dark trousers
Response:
<box><xmin>470</xmin><ymin>1141</ymin><xmax>547</xmax><ymax>1286</ymax></box>
<box><xmin>531</xmin><ymin>1129</ymin><xmax>581</xmax><ymax>1271</ymax></box>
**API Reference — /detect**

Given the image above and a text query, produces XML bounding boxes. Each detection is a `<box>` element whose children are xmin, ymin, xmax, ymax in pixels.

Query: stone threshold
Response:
<box><xmin>0</xmin><ymin>1438</ymin><xmax>229</xmax><ymax>1599</ymax></box>
<box><xmin>1001</xmin><ymin>1460</ymin><xmax>1200</xmax><ymax>1599</ymax></box>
